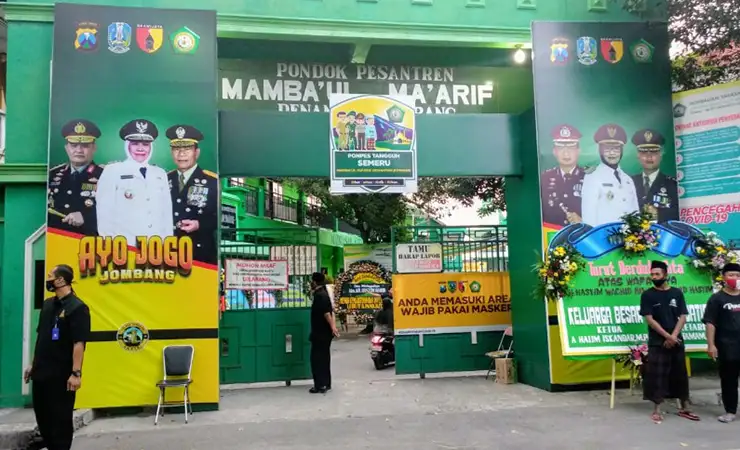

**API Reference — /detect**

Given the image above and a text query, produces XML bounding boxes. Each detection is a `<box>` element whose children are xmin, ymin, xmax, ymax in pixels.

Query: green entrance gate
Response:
<box><xmin>219</xmin><ymin>228</ymin><xmax>320</xmax><ymax>385</ymax></box>
<box><xmin>392</xmin><ymin>225</ymin><xmax>509</xmax><ymax>377</ymax></box>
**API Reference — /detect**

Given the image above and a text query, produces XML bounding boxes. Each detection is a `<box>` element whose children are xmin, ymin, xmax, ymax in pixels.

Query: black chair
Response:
<box><xmin>154</xmin><ymin>345</ymin><xmax>194</xmax><ymax>425</ymax></box>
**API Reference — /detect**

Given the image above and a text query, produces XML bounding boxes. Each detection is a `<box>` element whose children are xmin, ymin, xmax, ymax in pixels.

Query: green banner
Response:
<box><xmin>558</xmin><ymin>252</ymin><xmax>711</xmax><ymax>356</ymax></box>
<box><xmin>47</xmin><ymin>4</ymin><xmax>218</xmax><ymax>409</ymax></box>
<box><xmin>218</xmin><ymin>59</ymin><xmax>534</xmax><ymax>114</ymax></box>
<box><xmin>531</xmin><ymin>21</ymin><xmax>712</xmax><ymax>358</ymax></box>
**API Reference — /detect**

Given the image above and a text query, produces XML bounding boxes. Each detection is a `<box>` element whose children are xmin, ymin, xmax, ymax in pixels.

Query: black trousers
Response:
<box><xmin>32</xmin><ymin>378</ymin><xmax>76</xmax><ymax>450</ymax></box>
<box><xmin>310</xmin><ymin>338</ymin><xmax>332</xmax><ymax>389</ymax></box>
<box><xmin>718</xmin><ymin>358</ymin><xmax>740</xmax><ymax>414</ymax></box>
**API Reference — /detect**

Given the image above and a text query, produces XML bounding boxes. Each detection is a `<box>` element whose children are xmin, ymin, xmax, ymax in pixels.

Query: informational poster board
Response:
<box><xmin>224</xmin><ymin>259</ymin><xmax>289</xmax><ymax>290</ymax></box>
<box><xmin>46</xmin><ymin>4</ymin><xmax>218</xmax><ymax>408</ymax></box>
<box><xmin>395</xmin><ymin>243</ymin><xmax>443</xmax><ymax>273</ymax></box>
<box><xmin>673</xmin><ymin>80</ymin><xmax>740</xmax><ymax>246</ymax></box>
<box><xmin>329</xmin><ymin>94</ymin><xmax>417</xmax><ymax>194</ymax></box>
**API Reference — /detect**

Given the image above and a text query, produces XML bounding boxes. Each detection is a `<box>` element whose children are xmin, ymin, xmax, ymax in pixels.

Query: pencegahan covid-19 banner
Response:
<box><xmin>46</xmin><ymin>4</ymin><xmax>218</xmax><ymax>408</ymax></box>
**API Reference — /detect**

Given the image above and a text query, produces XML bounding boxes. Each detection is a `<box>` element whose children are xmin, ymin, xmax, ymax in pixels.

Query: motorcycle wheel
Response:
<box><xmin>373</xmin><ymin>358</ymin><xmax>384</xmax><ymax>370</ymax></box>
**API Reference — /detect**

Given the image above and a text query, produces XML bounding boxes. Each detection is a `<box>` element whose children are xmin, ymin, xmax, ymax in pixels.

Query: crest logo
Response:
<box><xmin>644</xmin><ymin>131</ymin><xmax>653</xmax><ymax>142</ymax></box>
<box><xmin>75</xmin><ymin>22</ymin><xmax>99</xmax><ymax>51</ymax></box>
<box><xmin>550</xmin><ymin>38</ymin><xmax>569</xmax><ymax>64</ymax></box>
<box><xmin>576</xmin><ymin>37</ymin><xmax>597</xmax><ymax>65</ymax></box>
<box><xmin>559</xmin><ymin>126</ymin><xmax>571</xmax><ymax>138</ymax></box>
<box><xmin>600</xmin><ymin>38</ymin><xmax>624</xmax><ymax>64</ymax></box>
<box><xmin>170</xmin><ymin>26</ymin><xmax>200</xmax><ymax>54</ymax></box>
<box><xmin>136</xmin><ymin>25</ymin><xmax>164</xmax><ymax>54</ymax></box>
<box><xmin>108</xmin><ymin>22</ymin><xmax>132</xmax><ymax>54</ymax></box>
<box><xmin>116</xmin><ymin>322</ymin><xmax>149</xmax><ymax>352</ymax></box>
<box><xmin>74</xmin><ymin>122</ymin><xmax>87</xmax><ymax>134</ymax></box>
<box><xmin>630</xmin><ymin>39</ymin><xmax>655</xmax><ymax>63</ymax></box>
<box><xmin>176</xmin><ymin>127</ymin><xmax>186</xmax><ymax>139</ymax></box>
<box><xmin>135</xmin><ymin>121</ymin><xmax>148</xmax><ymax>133</ymax></box>
<box><xmin>607</xmin><ymin>126</ymin><xmax>617</xmax><ymax>138</ymax></box>
<box><xmin>673</xmin><ymin>103</ymin><xmax>687</xmax><ymax>118</ymax></box>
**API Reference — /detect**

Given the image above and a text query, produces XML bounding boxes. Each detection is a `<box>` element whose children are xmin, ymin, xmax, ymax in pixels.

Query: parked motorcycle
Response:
<box><xmin>369</xmin><ymin>332</ymin><xmax>395</xmax><ymax>370</ymax></box>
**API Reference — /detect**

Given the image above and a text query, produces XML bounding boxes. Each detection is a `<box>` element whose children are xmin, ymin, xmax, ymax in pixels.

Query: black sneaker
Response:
<box><xmin>309</xmin><ymin>387</ymin><xmax>327</xmax><ymax>394</ymax></box>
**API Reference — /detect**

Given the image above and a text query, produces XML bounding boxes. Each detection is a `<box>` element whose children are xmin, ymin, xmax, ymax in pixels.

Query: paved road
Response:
<box><xmin>72</xmin><ymin>339</ymin><xmax>740</xmax><ymax>450</ymax></box>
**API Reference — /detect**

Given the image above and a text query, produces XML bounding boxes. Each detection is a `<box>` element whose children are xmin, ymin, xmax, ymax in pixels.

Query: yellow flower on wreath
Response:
<box><xmin>640</xmin><ymin>220</ymin><xmax>650</xmax><ymax>231</ymax></box>
<box><xmin>716</xmin><ymin>246</ymin><xmax>726</xmax><ymax>254</ymax></box>
<box><xmin>625</xmin><ymin>235</ymin><xmax>638</xmax><ymax>243</ymax></box>
<box><xmin>553</xmin><ymin>247</ymin><xmax>566</xmax><ymax>257</ymax></box>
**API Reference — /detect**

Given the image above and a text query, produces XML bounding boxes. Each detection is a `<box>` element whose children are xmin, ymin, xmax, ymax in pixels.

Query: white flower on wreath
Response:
<box><xmin>692</xmin><ymin>259</ymin><xmax>706</xmax><ymax>268</ymax></box>
<box><xmin>728</xmin><ymin>250</ymin><xmax>740</xmax><ymax>263</ymax></box>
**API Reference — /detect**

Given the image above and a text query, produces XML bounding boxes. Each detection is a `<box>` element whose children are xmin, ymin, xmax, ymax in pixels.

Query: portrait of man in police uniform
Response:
<box><xmin>166</xmin><ymin>125</ymin><xmax>218</xmax><ymax>266</ymax></box>
<box><xmin>95</xmin><ymin>119</ymin><xmax>173</xmax><ymax>245</ymax></box>
<box><xmin>540</xmin><ymin>124</ymin><xmax>585</xmax><ymax>227</ymax></box>
<box><xmin>47</xmin><ymin>119</ymin><xmax>105</xmax><ymax>236</ymax></box>
<box><xmin>630</xmin><ymin>129</ymin><xmax>679</xmax><ymax>223</ymax></box>
<box><xmin>581</xmin><ymin>124</ymin><xmax>639</xmax><ymax>227</ymax></box>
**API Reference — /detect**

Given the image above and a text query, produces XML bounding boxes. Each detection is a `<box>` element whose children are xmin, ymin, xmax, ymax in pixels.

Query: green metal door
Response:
<box><xmin>219</xmin><ymin>228</ymin><xmax>319</xmax><ymax>384</ymax></box>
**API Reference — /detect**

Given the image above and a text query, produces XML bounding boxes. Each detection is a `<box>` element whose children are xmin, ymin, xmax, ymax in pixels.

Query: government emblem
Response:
<box><xmin>550</xmin><ymin>38</ymin><xmax>569</xmax><ymax>64</ymax></box>
<box><xmin>108</xmin><ymin>22</ymin><xmax>132</xmax><ymax>54</ymax></box>
<box><xmin>170</xmin><ymin>26</ymin><xmax>200</xmax><ymax>54</ymax></box>
<box><xmin>136</xmin><ymin>25</ymin><xmax>164</xmax><ymax>54</ymax></box>
<box><xmin>117</xmin><ymin>321</ymin><xmax>149</xmax><ymax>352</ymax></box>
<box><xmin>600</xmin><ymin>38</ymin><xmax>624</xmax><ymax>64</ymax></box>
<box><xmin>74</xmin><ymin>22</ymin><xmax>99</xmax><ymax>52</ymax></box>
<box><xmin>576</xmin><ymin>37</ymin><xmax>597</xmax><ymax>65</ymax></box>
<box><xmin>630</xmin><ymin>39</ymin><xmax>654</xmax><ymax>63</ymax></box>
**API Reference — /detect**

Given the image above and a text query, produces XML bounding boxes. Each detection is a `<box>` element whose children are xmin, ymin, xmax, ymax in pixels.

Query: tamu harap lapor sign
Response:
<box><xmin>329</xmin><ymin>93</ymin><xmax>417</xmax><ymax>194</ymax></box>
<box><xmin>395</xmin><ymin>243</ymin><xmax>443</xmax><ymax>273</ymax></box>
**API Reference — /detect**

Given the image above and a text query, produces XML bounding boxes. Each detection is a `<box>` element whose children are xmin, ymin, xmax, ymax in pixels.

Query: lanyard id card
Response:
<box><xmin>51</xmin><ymin>318</ymin><xmax>60</xmax><ymax>341</ymax></box>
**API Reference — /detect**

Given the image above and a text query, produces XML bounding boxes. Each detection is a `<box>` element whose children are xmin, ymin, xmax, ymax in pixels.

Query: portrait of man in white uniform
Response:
<box><xmin>581</xmin><ymin>123</ymin><xmax>639</xmax><ymax>227</ymax></box>
<box><xmin>95</xmin><ymin>119</ymin><xmax>174</xmax><ymax>246</ymax></box>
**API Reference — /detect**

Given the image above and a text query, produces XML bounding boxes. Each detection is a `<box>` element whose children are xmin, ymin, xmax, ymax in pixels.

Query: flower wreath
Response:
<box><xmin>333</xmin><ymin>260</ymin><xmax>392</xmax><ymax>325</ymax></box>
<box><xmin>690</xmin><ymin>231</ymin><xmax>740</xmax><ymax>289</ymax></box>
<box><xmin>612</xmin><ymin>211</ymin><xmax>659</xmax><ymax>256</ymax></box>
<box><xmin>534</xmin><ymin>245</ymin><xmax>586</xmax><ymax>302</ymax></box>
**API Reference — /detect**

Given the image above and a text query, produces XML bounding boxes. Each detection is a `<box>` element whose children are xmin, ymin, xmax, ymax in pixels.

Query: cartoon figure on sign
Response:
<box><xmin>356</xmin><ymin>113</ymin><xmax>367</xmax><ymax>150</ymax></box>
<box><xmin>366</xmin><ymin>116</ymin><xmax>377</xmax><ymax>150</ymax></box>
<box><xmin>346</xmin><ymin>111</ymin><xmax>357</xmax><ymax>150</ymax></box>
<box><xmin>335</xmin><ymin>111</ymin><xmax>349</xmax><ymax>150</ymax></box>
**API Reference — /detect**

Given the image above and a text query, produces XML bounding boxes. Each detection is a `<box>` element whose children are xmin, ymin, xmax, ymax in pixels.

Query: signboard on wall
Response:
<box><xmin>392</xmin><ymin>272</ymin><xmax>511</xmax><ymax>335</ymax></box>
<box><xmin>531</xmin><ymin>22</ymin><xmax>710</xmax><ymax>382</ymax></box>
<box><xmin>221</xmin><ymin>203</ymin><xmax>237</xmax><ymax>228</ymax></box>
<box><xmin>225</xmin><ymin>259</ymin><xmax>289</xmax><ymax>290</ymax></box>
<box><xmin>219</xmin><ymin>60</ymin><xmax>535</xmax><ymax>115</ymax></box>
<box><xmin>395</xmin><ymin>243</ymin><xmax>443</xmax><ymax>273</ymax></box>
<box><xmin>329</xmin><ymin>94</ymin><xmax>417</xmax><ymax>194</ymax></box>
<box><xmin>269</xmin><ymin>245</ymin><xmax>317</xmax><ymax>275</ymax></box>
<box><xmin>45</xmin><ymin>4</ymin><xmax>219</xmax><ymax>409</ymax></box>
<box><xmin>673</xmin><ymin>81</ymin><xmax>740</xmax><ymax>246</ymax></box>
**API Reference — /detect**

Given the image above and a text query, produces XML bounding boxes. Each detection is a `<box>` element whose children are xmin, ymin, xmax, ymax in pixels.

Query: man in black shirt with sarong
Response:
<box><xmin>309</xmin><ymin>272</ymin><xmax>339</xmax><ymax>394</ymax></box>
<box><xmin>640</xmin><ymin>260</ymin><xmax>699</xmax><ymax>423</ymax></box>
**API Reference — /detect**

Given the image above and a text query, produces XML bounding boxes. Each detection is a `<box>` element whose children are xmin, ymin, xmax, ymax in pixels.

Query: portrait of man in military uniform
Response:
<box><xmin>96</xmin><ymin>119</ymin><xmax>174</xmax><ymax>245</ymax></box>
<box><xmin>166</xmin><ymin>124</ymin><xmax>218</xmax><ymax>266</ymax></box>
<box><xmin>47</xmin><ymin>119</ymin><xmax>104</xmax><ymax>236</ymax></box>
<box><xmin>631</xmin><ymin>129</ymin><xmax>679</xmax><ymax>223</ymax></box>
<box><xmin>540</xmin><ymin>124</ymin><xmax>585</xmax><ymax>227</ymax></box>
<box><xmin>581</xmin><ymin>124</ymin><xmax>639</xmax><ymax>227</ymax></box>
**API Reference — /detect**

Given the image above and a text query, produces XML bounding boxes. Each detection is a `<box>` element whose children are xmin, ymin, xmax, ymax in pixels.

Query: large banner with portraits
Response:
<box><xmin>532</xmin><ymin>22</ymin><xmax>710</xmax><ymax>382</ymax></box>
<box><xmin>46</xmin><ymin>4</ymin><xmax>218</xmax><ymax>408</ymax></box>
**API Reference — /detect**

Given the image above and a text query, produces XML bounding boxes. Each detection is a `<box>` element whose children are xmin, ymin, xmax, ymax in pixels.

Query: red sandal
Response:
<box><xmin>651</xmin><ymin>412</ymin><xmax>663</xmax><ymax>424</ymax></box>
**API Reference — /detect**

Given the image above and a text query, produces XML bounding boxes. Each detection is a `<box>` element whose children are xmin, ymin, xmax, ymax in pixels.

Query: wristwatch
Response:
<box><xmin>71</xmin><ymin>370</ymin><xmax>82</xmax><ymax>378</ymax></box>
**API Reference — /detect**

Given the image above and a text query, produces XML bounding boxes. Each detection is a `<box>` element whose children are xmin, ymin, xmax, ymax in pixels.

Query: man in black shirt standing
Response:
<box><xmin>702</xmin><ymin>262</ymin><xmax>740</xmax><ymax>423</ymax></box>
<box><xmin>24</xmin><ymin>264</ymin><xmax>91</xmax><ymax>450</ymax></box>
<box><xmin>640</xmin><ymin>260</ymin><xmax>699</xmax><ymax>423</ymax></box>
<box><xmin>309</xmin><ymin>272</ymin><xmax>339</xmax><ymax>394</ymax></box>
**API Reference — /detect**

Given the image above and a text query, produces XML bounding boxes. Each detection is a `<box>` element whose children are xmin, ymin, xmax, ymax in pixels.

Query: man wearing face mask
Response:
<box><xmin>309</xmin><ymin>272</ymin><xmax>340</xmax><ymax>394</ymax></box>
<box><xmin>24</xmin><ymin>265</ymin><xmax>91</xmax><ymax>450</ymax></box>
<box><xmin>581</xmin><ymin>124</ymin><xmax>639</xmax><ymax>227</ymax></box>
<box><xmin>95</xmin><ymin>119</ymin><xmax>174</xmax><ymax>246</ymax></box>
<box><xmin>639</xmin><ymin>260</ymin><xmax>698</xmax><ymax>424</ymax></box>
<box><xmin>702</xmin><ymin>262</ymin><xmax>740</xmax><ymax>423</ymax></box>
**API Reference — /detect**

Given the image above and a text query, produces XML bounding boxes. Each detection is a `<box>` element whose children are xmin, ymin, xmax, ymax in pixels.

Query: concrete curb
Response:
<box><xmin>0</xmin><ymin>409</ymin><xmax>94</xmax><ymax>450</ymax></box>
